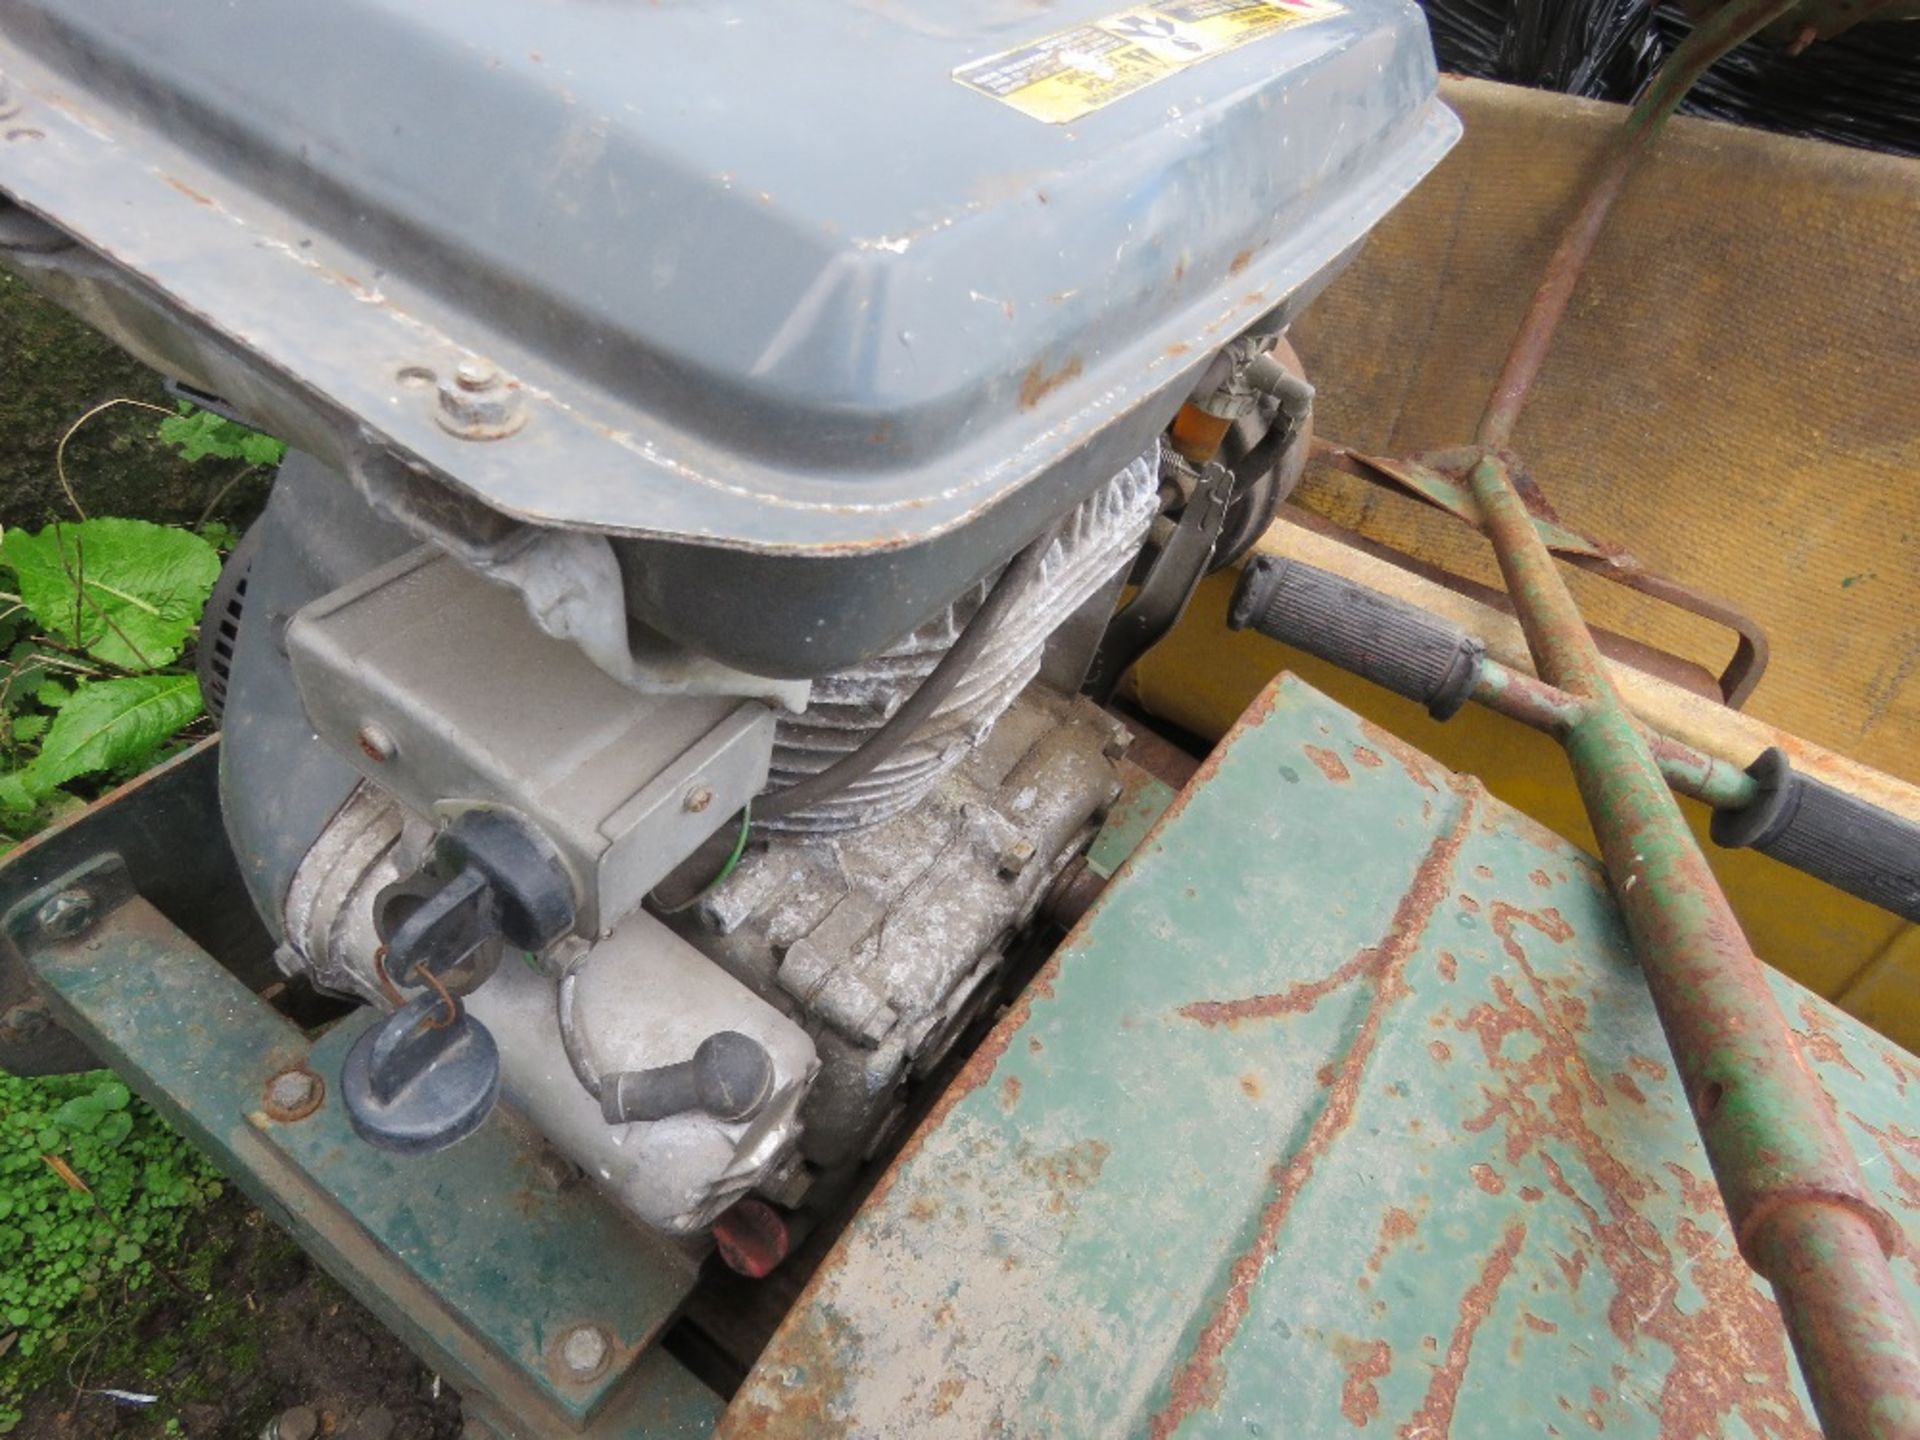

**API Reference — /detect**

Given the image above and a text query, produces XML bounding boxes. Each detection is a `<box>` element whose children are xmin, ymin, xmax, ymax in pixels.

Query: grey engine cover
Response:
<box><xmin>0</xmin><ymin>0</ymin><xmax>1455</xmax><ymax>673</ymax></box>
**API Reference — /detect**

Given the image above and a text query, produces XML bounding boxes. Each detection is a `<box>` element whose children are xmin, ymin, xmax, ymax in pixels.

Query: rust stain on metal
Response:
<box><xmin>1854</xmin><ymin>1119</ymin><xmax>1920</xmax><ymax>1217</ymax></box>
<box><xmin>1627</xmin><ymin>1053</ymin><xmax>1670</xmax><ymax>1083</ymax></box>
<box><xmin>1304</xmin><ymin>744</ymin><xmax>1352</xmax><ymax>784</ymax></box>
<box><xmin>1664</xmin><ymin>1161</ymin><xmax>1724</xmax><ymax>1217</ymax></box>
<box><xmin>1016</xmin><ymin>1137</ymin><xmax>1112</xmax><ymax>1216</ymax></box>
<box><xmin>163</xmin><ymin>174</ymin><xmax>215</xmax><ymax>207</ymax></box>
<box><xmin>1239</xmin><ymin>1073</ymin><xmax>1262</xmax><ymax>1100</ymax></box>
<box><xmin>1523</xmin><ymin>1311</ymin><xmax>1558</xmax><ymax>1334</ymax></box>
<box><xmin>1428</xmin><ymin>1039</ymin><xmax>1452</xmax><ymax>1063</ymax></box>
<box><xmin>1529</xmin><ymin>868</ymin><xmax>1553</xmax><ymax>889</ymax></box>
<box><xmin>1449</xmin><ymin>896</ymin><xmax>1819</xmax><ymax>1437</ymax></box>
<box><xmin>1000</xmin><ymin>1074</ymin><xmax>1022</xmax><ymax>1112</ymax></box>
<box><xmin>1351</xmin><ymin>746</ymin><xmax>1385</xmax><ymax>769</ymax></box>
<box><xmin>1396</xmin><ymin>1222</ymin><xmax>1526</xmax><ymax>1440</ymax></box>
<box><xmin>714</xmin><ymin>1299</ymin><xmax>861</xmax><ymax>1439</ymax></box>
<box><xmin>1365</xmin><ymin>1207</ymin><xmax>1419</xmax><ymax>1278</ymax></box>
<box><xmin>1470</xmin><ymin>1163</ymin><xmax>1507</xmax><ymax>1196</ymax></box>
<box><xmin>1335</xmin><ymin>1336</ymin><xmax>1393</xmax><ymax>1427</ymax></box>
<box><xmin>1018</xmin><ymin>356</ymin><xmax>1084</xmax><ymax>410</ymax></box>
<box><xmin>1228</xmin><ymin>248</ymin><xmax>1253</xmax><ymax>275</ymax></box>
<box><xmin>1149</xmin><ymin>786</ymin><xmax>1480</xmax><ymax>1439</ymax></box>
<box><xmin>1553</xmin><ymin>1248</ymin><xmax>1588</xmax><ymax>1293</ymax></box>
<box><xmin>1358</xmin><ymin>718</ymin><xmax>1441</xmax><ymax>793</ymax></box>
<box><xmin>1437</xmin><ymin>951</ymin><xmax>1458</xmax><ymax>983</ymax></box>
<box><xmin>931</xmin><ymin>1378</ymin><xmax>966</xmax><ymax>1417</ymax></box>
<box><xmin>1793</xmin><ymin>1000</ymin><xmax>1866</xmax><ymax>1080</ymax></box>
<box><xmin>1611</xmin><ymin>1073</ymin><xmax>1648</xmax><ymax>1105</ymax></box>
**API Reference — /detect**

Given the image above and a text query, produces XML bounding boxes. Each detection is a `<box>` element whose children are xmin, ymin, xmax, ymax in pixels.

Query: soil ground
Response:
<box><xmin>13</xmin><ymin>1193</ymin><xmax>463</xmax><ymax>1440</ymax></box>
<box><xmin>0</xmin><ymin>273</ymin><xmax>273</xmax><ymax>534</ymax></box>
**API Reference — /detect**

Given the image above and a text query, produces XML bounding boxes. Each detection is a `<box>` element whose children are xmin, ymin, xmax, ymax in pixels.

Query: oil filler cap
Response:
<box><xmin>339</xmin><ymin>994</ymin><xmax>501</xmax><ymax>1155</ymax></box>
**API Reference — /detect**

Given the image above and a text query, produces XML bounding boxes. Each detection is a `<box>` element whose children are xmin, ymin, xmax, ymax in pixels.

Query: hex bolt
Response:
<box><xmin>683</xmin><ymin>785</ymin><xmax>714</xmax><ymax>814</ymax></box>
<box><xmin>357</xmin><ymin>722</ymin><xmax>398</xmax><ymax>763</ymax></box>
<box><xmin>559</xmin><ymin>1323</ymin><xmax>610</xmax><ymax>1379</ymax></box>
<box><xmin>264</xmin><ymin>1066</ymin><xmax>325</xmax><ymax>1121</ymax></box>
<box><xmin>434</xmin><ymin>358</ymin><xmax>526</xmax><ymax>441</ymax></box>
<box><xmin>36</xmin><ymin>889</ymin><xmax>96</xmax><ymax>940</ymax></box>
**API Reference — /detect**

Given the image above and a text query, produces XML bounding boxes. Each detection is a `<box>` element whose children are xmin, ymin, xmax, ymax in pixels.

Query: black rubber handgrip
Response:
<box><xmin>1710</xmin><ymin>748</ymin><xmax>1920</xmax><ymax>923</ymax></box>
<box><xmin>1229</xmin><ymin>556</ymin><xmax>1485</xmax><ymax>719</ymax></box>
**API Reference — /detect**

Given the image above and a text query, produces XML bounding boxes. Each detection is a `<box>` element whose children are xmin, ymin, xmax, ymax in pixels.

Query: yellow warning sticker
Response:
<box><xmin>953</xmin><ymin>0</ymin><xmax>1345</xmax><ymax>125</ymax></box>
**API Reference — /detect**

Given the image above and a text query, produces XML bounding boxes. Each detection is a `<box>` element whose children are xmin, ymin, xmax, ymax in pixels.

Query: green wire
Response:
<box><xmin>650</xmin><ymin>800</ymin><xmax>753</xmax><ymax>916</ymax></box>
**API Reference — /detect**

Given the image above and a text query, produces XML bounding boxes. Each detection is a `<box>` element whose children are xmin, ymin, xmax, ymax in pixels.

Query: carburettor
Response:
<box><xmin>0</xmin><ymin>0</ymin><xmax>1457</xmax><ymax>1253</ymax></box>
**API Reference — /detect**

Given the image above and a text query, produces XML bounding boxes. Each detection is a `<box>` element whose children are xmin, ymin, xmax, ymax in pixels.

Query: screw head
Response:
<box><xmin>558</xmin><ymin>1323</ymin><xmax>611</xmax><ymax>1379</ymax></box>
<box><xmin>683</xmin><ymin>785</ymin><xmax>714</xmax><ymax>814</ymax></box>
<box><xmin>36</xmin><ymin>889</ymin><xmax>96</xmax><ymax>940</ymax></box>
<box><xmin>263</xmin><ymin>1066</ymin><xmax>325</xmax><ymax>1122</ymax></box>
<box><xmin>356</xmin><ymin>723</ymin><xmax>398</xmax><ymax>763</ymax></box>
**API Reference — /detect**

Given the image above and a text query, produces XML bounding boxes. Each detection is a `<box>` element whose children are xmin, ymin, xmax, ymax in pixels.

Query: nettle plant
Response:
<box><xmin>0</xmin><ymin>404</ymin><xmax>282</xmax><ymax>846</ymax></box>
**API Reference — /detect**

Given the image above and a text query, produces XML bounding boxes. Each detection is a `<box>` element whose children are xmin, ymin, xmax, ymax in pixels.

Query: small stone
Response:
<box><xmin>271</xmin><ymin>1404</ymin><xmax>320</xmax><ymax>1440</ymax></box>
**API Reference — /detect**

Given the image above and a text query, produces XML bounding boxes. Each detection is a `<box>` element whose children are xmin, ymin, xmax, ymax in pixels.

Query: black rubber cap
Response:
<box><xmin>1711</xmin><ymin>747</ymin><xmax>1920</xmax><ymax>923</ymax></box>
<box><xmin>340</xmin><ymin>997</ymin><xmax>501</xmax><ymax>1155</ymax></box>
<box><xmin>1230</xmin><ymin>556</ymin><xmax>1485</xmax><ymax>720</ymax></box>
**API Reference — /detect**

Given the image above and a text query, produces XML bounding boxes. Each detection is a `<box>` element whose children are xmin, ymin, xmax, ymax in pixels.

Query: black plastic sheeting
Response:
<box><xmin>1417</xmin><ymin>1</ymin><xmax>1920</xmax><ymax>158</ymax></box>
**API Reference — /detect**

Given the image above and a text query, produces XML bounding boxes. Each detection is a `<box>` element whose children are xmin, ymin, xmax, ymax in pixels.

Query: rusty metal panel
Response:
<box><xmin>722</xmin><ymin>674</ymin><xmax>1920</xmax><ymax>1438</ymax></box>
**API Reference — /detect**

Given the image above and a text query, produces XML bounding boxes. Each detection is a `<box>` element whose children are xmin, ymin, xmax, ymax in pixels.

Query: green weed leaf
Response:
<box><xmin>53</xmin><ymin>1096</ymin><xmax>102</xmax><ymax>1133</ymax></box>
<box><xmin>1</xmin><ymin>520</ymin><xmax>219</xmax><ymax>671</ymax></box>
<box><xmin>94</xmin><ymin>1113</ymin><xmax>133</xmax><ymax>1149</ymax></box>
<box><xmin>21</xmin><ymin>675</ymin><xmax>202</xmax><ymax>796</ymax></box>
<box><xmin>156</xmin><ymin>406</ymin><xmax>286</xmax><ymax>467</ymax></box>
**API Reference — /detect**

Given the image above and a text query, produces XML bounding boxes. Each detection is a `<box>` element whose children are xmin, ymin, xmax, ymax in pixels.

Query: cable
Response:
<box><xmin>557</xmin><ymin>948</ymin><xmax>603</xmax><ymax>1102</ymax></box>
<box><xmin>752</xmin><ymin>527</ymin><xmax>1054</xmax><ymax>823</ymax></box>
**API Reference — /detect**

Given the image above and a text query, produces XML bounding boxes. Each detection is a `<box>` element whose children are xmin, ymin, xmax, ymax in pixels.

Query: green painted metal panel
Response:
<box><xmin>724</xmin><ymin>675</ymin><xmax>1920</xmax><ymax>1439</ymax></box>
<box><xmin>17</xmin><ymin>861</ymin><xmax>723</xmax><ymax>1439</ymax></box>
<box><xmin>1088</xmin><ymin>770</ymin><xmax>1179</xmax><ymax>880</ymax></box>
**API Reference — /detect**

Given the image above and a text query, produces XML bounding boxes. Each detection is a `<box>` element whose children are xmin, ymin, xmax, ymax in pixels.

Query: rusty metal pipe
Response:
<box><xmin>1475</xmin><ymin>0</ymin><xmax>1799</xmax><ymax>449</ymax></box>
<box><xmin>1469</xmin><ymin>659</ymin><xmax>1755</xmax><ymax>810</ymax></box>
<box><xmin>1466</xmin><ymin>448</ymin><xmax>1920</xmax><ymax>1437</ymax></box>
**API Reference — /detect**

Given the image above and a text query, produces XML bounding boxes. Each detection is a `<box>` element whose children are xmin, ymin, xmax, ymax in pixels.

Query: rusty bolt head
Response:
<box><xmin>558</xmin><ymin>1323</ymin><xmax>611</xmax><ymax>1379</ymax></box>
<box><xmin>36</xmin><ymin>889</ymin><xmax>96</xmax><ymax>940</ymax></box>
<box><xmin>356</xmin><ymin>723</ymin><xmax>398</xmax><ymax>763</ymax></box>
<box><xmin>263</xmin><ymin>1066</ymin><xmax>324</xmax><ymax>1122</ymax></box>
<box><xmin>3</xmin><ymin>1001</ymin><xmax>51</xmax><ymax>1039</ymax></box>
<box><xmin>435</xmin><ymin>362</ymin><xmax>526</xmax><ymax>441</ymax></box>
<box><xmin>996</xmin><ymin>838</ymin><xmax>1037</xmax><ymax>880</ymax></box>
<box><xmin>683</xmin><ymin>785</ymin><xmax>714</xmax><ymax>814</ymax></box>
